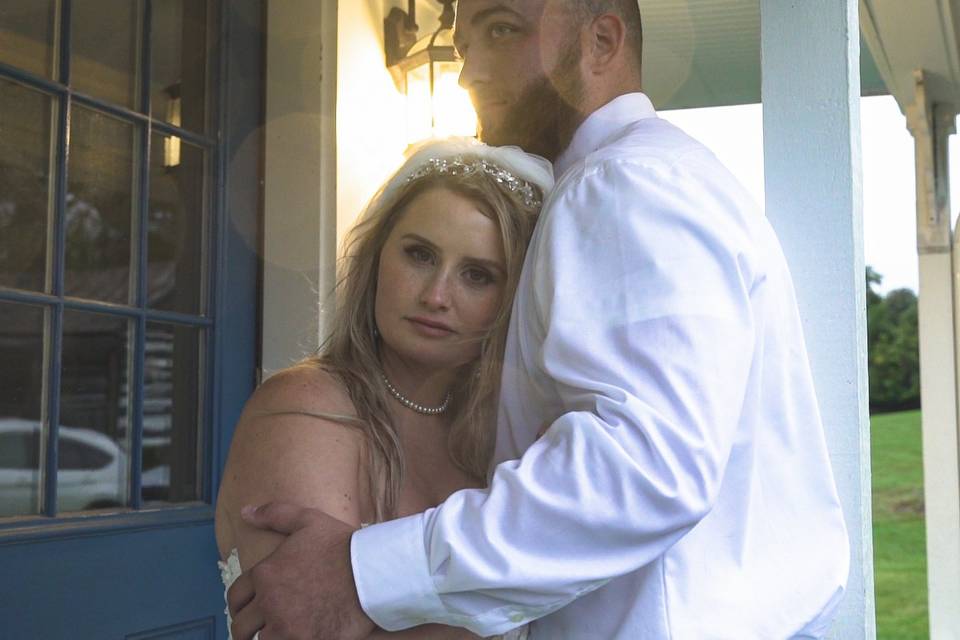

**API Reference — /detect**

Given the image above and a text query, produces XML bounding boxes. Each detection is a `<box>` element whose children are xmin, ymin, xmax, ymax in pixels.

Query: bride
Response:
<box><xmin>215</xmin><ymin>138</ymin><xmax>553</xmax><ymax>639</ymax></box>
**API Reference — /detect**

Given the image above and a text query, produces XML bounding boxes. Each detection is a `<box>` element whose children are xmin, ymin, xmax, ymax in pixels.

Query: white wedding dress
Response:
<box><xmin>219</xmin><ymin>547</ymin><xmax>529</xmax><ymax>640</ymax></box>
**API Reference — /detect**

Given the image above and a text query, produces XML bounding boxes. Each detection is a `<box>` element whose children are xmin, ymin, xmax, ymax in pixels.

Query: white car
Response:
<box><xmin>0</xmin><ymin>418</ymin><xmax>128</xmax><ymax>517</ymax></box>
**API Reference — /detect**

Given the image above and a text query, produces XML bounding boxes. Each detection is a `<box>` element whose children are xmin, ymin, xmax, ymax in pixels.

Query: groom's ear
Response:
<box><xmin>585</xmin><ymin>13</ymin><xmax>628</xmax><ymax>74</ymax></box>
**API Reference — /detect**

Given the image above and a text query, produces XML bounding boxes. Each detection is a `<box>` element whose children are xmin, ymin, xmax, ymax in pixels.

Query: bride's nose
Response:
<box><xmin>419</xmin><ymin>270</ymin><xmax>452</xmax><ymax>310</ymax></box>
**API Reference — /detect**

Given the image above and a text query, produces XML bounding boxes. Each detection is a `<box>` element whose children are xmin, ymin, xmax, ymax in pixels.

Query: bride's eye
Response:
<box><xmin>463</xmin><ymin>267</ymin><xmax>494</xmax><ymax>286</ymax></box>
<box><xmin>405</xmin><ymin>245</ymin><xmax>435</xmax><ymax>265</ymax></box>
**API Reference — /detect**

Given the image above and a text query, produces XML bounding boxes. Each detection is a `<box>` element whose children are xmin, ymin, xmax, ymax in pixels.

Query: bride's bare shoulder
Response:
<box><xmin>244</xmin><ymin>362</ymin><xmax>357</xmax><ymax>419</ymax></box>
<box><xmin>218</xmin><ymin>363</ymin><xmax>373</xmax><ymax>532</ymax></box>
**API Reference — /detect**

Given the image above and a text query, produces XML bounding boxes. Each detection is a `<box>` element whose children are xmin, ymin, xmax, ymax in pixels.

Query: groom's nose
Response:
<box><xmin>458</xmin><ymin>44</ymin><xmax>491</xmax><ymax>94</ymax></box>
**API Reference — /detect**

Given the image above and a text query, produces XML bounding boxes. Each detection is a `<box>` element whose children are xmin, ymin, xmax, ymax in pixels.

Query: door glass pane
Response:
<box><xmin>0</xmin><ymin>79</ymin><xmax>54</xmax><ymax>293</ymax></box>
<box><xmin>143</xmin><ymin>322</ymin><xmax>200</xmax><ymax>505</ymax></box>
<box><xmin>149</xmin><ymin>135</ymin><xmax>204</xmax><ymax>314</ymax></box>
<box><xmin>65</xmin><ymin>106</ymin><xmax>136</xmax><ymax>305</ymax></box>
<box><xmin>0</xmin><ymin>302</ymin><xmax>45</xmax><ymax>517</ymax></box>
<box><xmin>71</xmin><ymin>0</ymin><xmax>140</xmax><ymax>108</ymax></box>
<box><xmin>151</xmin><ymin>0</ymin><xmax>208</xmax><ymax>133</ymax></box>
<box><xmin>0</xmin><ymin>0</ymin><xmax>58</xmax><ymax>79</ymax></box>
<box><xmin>59</xmin><ymin>310</ymin><xmax>130</xmax><ymax>512</ymax></box>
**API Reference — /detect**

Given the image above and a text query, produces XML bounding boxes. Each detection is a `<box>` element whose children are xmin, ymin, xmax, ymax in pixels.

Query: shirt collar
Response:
<box><xmin>555</xmin><ymin>92</ymin><xmax>657</xmax><ymax>177</ymax></box>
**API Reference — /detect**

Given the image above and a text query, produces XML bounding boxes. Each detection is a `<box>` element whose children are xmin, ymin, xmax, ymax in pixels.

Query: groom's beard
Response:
<box><xmin>477</xmin><ymin>48</ymin><xmax>584</xmax><ymax>162</ymax></box>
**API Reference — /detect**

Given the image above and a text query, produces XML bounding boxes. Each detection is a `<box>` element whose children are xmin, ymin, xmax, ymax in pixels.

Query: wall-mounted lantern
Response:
<box><xmin>384</xmin><ymin>0</ymin><xmax>477</xmax><ymax>145</ymax></box>
<box><xmin>163</xmin><ymin>84</ymin><xmax>182</xmax><ymax>168</ymax></box>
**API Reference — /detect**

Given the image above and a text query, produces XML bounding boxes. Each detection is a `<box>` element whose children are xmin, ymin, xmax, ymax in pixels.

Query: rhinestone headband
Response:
<box><xmin>405</xmin><ymin>156</ymin><xmax>544</xmax><ymax>208</ymax></box>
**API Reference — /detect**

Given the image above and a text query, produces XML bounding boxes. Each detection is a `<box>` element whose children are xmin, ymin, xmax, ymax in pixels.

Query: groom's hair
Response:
<box><xmin>566</xmin><ymin>1</ymin><xmax>644</xmax><ymax>73</ymax></box>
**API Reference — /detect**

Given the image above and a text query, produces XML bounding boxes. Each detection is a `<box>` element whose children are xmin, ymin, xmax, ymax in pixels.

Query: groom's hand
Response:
<box><xmin>226</xmin><ymin>502</ymin><xmax>376</xmax><ymax>640</ymax></box>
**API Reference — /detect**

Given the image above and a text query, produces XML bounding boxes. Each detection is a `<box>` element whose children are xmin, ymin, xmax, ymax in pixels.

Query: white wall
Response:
<box><xmin>260</xmin><ymin>0</ymin><xmax>338</xmax><ymax>375</ymax></box>
<box><xmin>336</xmin><ymin>1</ymin><xmax>409</xmax><ymax>252</ymax></box>
<box><xmin>261</xmin><ymin>0</ymin><xmax>412</xmax><ymax>373</ymax></box>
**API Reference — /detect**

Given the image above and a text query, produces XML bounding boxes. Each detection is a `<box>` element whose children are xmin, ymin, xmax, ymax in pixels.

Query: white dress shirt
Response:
<box><xmin>352</xmin><ymin>93</ymin><xmax>850</xmax><ymax>639</ymax></box>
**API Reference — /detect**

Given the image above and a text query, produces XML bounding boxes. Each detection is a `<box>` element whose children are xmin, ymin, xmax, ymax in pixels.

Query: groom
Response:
<box><xmin>229</xmin><ymin>1</ymin><xmax>850</xmax><ymax>638</ymax></box>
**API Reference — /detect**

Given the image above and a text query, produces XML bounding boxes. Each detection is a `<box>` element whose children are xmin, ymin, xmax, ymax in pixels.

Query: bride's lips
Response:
<box><xmin>406</xmin><ymin>316</ymin><xmax>456</xmax><ymax>337</ymax></box>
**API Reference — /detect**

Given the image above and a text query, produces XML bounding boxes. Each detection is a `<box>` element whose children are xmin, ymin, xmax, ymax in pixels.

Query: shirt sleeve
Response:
<box><xmin>352</xmin><ymin>156</ymin><xmax>759</xmax><ymax>635</ymax></box>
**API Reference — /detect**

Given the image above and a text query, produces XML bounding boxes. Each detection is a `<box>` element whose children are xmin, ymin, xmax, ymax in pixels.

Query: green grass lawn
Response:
<box><xmin>871</xmin><ymin>409</ymin><xmax>929</xmax><ymax>639</ymax></box>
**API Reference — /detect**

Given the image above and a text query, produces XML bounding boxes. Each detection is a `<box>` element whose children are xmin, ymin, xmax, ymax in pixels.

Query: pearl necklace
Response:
<box><xmin>381</xmin><ymin>373</ymin><xmax>451</xmax><ymax>415</ymax></box>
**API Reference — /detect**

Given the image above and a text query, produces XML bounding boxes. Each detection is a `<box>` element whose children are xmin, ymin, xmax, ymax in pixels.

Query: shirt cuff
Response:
<box><xmin>351</xmin><ymin>512</ymin><xmax>447</xmax><ymax>631</ymax></box>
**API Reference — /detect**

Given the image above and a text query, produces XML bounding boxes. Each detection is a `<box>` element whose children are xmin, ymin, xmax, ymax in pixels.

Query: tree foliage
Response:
<box><xmin>867</xmin><ymin>267</ymin><xmax>920</xmax><ymax>412</ymax></box>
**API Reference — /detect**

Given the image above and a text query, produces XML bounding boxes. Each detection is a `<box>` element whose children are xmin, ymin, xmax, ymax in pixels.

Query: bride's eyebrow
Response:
<box><xmin>400</xmin><ymin>233</ymin><xmax>439</xmax><ymax>249</ymax></box>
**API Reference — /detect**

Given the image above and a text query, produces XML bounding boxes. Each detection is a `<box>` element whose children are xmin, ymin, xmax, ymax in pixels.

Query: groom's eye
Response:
<box><xmin>488</xmin><ymin>23</ymin><xmax>518</xmax><ymax>39</ymax></box>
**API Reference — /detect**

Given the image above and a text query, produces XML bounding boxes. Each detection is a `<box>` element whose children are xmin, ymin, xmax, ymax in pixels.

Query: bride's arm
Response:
<box><xmin>216</xmin><ymin>366</ymin><xmax>370</xmax><ymax>570</ymax></box>
<box><xmin>216</xmin><ymin>366</ymin><xmax>484</xmax><ymax>640</ymax></box>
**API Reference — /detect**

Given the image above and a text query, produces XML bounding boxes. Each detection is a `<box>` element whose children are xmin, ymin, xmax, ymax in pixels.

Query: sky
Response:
<box><xmin>661</xmin><ymin>95</ymin><xmax>960</xmax><ymax>295</ymax></box>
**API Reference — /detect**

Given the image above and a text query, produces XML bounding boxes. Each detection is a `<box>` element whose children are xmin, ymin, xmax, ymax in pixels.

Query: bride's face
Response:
<box><xmin>375</xmin><ymin>185</ymin><xmax>506</xmax><ymax>372</ymax></box>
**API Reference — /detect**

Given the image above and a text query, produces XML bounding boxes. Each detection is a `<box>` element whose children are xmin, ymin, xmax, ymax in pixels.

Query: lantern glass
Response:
<box><xmin>405</xmin><ymin>62</ymin><xmax>433</xmax><ymax>144</ymax></box>
<box><xmin>163</xmin><ymin>95</ymin><xmax>183</xmax><ymax>167</ymax></box>
<box><xmin>432</xmin><ymin>60</ymin><xmax>477</xmax><ymax>139</ymax></box>
<box><xmin>396</xmin><ymin>26</ymin><xmax>478</xmax><ymax>146</ymax></box>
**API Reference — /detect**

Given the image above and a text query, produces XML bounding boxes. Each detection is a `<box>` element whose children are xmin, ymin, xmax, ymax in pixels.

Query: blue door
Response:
<box><xmin>0</xmin><ymin>1</ymin><xmax>262</xmax><ymax>637</ymax></box>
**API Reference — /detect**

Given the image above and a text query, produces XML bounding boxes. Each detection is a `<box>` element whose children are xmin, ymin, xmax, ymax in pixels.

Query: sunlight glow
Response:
<box><xmin>405</xmin><ymin>62</ymin><xmax>477</xmax><ymax>145</ymax></box>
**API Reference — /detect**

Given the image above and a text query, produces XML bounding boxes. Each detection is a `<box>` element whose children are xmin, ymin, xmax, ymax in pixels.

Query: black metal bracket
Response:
<box><xmin>384</xmin><ymin>1</ymin><xmax>419</xmax><ymax>67</ymax></box>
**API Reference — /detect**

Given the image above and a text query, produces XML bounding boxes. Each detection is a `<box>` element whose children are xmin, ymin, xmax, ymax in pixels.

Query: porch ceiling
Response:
<box><xmin>860</xmin><ymin>0</ymin><xmax>960</xmax><ymax>114</ymax></box>
<box><xmin>640</xmin><ymin>0</ymin><xmax>888</xmax><ymax>110</ymax></box>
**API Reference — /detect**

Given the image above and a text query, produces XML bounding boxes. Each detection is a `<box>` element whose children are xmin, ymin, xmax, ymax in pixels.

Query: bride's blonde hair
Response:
<box><xmin>301</xmin><ymin>140</ymin><xmax>552</xmax><ymax>521</ymax></box>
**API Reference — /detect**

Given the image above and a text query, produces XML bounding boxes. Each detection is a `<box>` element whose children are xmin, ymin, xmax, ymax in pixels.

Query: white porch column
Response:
<box><xmin>907</xmin><ymin>69</ymin><xmax>960</xmax><ymax>638</ymax></box>
<box><xmin>260</xmin><ymin>0</ymin><xmax>339</xmax><ymax>376</ymax></box>
<box><xmin>761</xmin><ymin>1</ymin><xmax>874</xmax><ymax>637</ymax></box>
